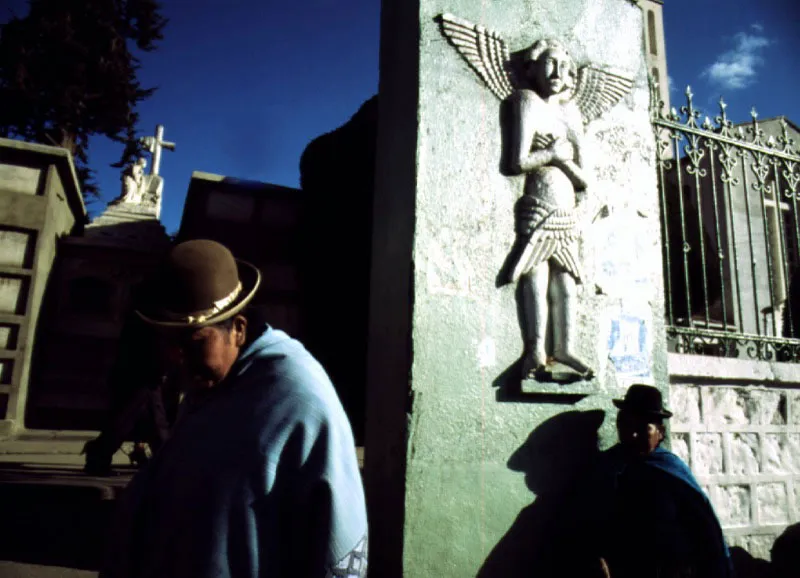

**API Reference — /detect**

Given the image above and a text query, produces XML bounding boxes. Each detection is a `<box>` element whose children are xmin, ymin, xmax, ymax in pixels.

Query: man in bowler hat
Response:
<box><xmin>102</xmin><ymin>240</ymin><xmax>367</xmax><ymax>578</ymax></box>
<box><xmin>584</xmin><ymin>384</ymin><xmax>733</xmax><ymax>578</ymax></box>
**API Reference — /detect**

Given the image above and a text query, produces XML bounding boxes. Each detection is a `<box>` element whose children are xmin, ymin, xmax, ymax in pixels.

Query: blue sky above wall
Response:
<box><xmin>4</xmin><ymin>0</ymin><xmax>798</xmax><ymax>234</ymax></box>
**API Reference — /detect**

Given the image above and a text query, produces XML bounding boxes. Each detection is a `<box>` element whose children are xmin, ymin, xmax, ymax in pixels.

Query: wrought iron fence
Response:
<box><xmin>652</xmin><ymin>84</ymin><xmax>800</xmax><ymax>362</ymax></box>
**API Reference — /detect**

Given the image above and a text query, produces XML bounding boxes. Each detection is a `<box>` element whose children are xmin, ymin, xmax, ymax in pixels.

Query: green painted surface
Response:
<box><xmin>391</xmin><ymin>0</ymin><xmax>668</xmax><ymax>575</ymax></box>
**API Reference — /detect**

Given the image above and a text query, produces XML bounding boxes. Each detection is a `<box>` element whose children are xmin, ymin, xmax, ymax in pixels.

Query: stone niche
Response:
<box><xmin>365</xmin><ymin>0</ymin><xmax>666</xmax><ymax>575</ymax></box>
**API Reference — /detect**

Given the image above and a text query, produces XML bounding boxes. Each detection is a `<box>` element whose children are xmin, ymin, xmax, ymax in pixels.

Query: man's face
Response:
<box><xmin>617</xmin><ymin>410</ymin><xmax>664</xmax><ymax>455</ymax></box>
<box><xmin>157</xmin><ymin>316</ymin><xmax>246</xmax><ymax>391</ymax></box>
<box><xmin>532</xmin><ymin>47</ymin><xmax>575</xmax><ymax>97</ymax></box>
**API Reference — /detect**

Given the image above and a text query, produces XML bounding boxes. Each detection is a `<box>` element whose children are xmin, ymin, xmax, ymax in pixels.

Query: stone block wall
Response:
<box><xmin>0</xmin><ymin>138</ymin><xmax>84</xmax><ymax>436</ymax></box>
<box><xmin>670</xmin><ymin>357</ymin><xmax>800</xmax><ymax>560</ymax></box>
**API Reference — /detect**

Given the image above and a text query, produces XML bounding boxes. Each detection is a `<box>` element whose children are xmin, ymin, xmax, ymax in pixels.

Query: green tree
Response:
<box><xmin>0</xmin><ymin>0</ymin><xmax>167</xmax><ymax>201</ymax></box>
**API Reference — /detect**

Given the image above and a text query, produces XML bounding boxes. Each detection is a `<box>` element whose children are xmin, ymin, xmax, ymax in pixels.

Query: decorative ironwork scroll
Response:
<box><xmin>651</xmin><ymin>80</ymin><xmax>800</xmax><ymax>362</ymax></box>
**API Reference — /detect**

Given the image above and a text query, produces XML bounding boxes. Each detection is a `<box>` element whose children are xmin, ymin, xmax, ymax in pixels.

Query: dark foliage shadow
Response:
<box><xmin>477</xmin><ymin>409</ymin><xmax>606</xmax><ymax>578</ymax></box>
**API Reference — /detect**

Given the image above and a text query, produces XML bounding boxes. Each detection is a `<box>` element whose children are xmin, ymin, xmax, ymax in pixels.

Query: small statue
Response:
<box><xmin>120</xmin><ymin>157</ymin><xmax>148</xmax><ymax>204</ymax></box>
<box><xmin>439</xmin><ymin>14</ymin><xmax>634</xmax><ymax>382</ymax></box>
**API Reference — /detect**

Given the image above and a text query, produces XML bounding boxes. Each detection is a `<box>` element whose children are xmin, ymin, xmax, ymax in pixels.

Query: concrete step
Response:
<box><xmin>0</xmin><ymin>430</ymin><xmax>137</xmax><ymax>467</ymax></box>
<box><xmin>0</xmin><ymin>561</ymin><xmax>97</xmax><ymax>578</ymax></box>
<box><xmin>0</xmin><ymin>463</ymin><xmax>133</xmax><ymax>500</ymax></box>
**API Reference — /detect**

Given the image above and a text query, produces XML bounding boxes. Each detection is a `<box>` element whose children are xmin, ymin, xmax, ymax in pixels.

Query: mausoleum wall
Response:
<box><xmin>669</xmin><ymin>353</ymin><xmax>800</xmax><ymax>560</ymax></box>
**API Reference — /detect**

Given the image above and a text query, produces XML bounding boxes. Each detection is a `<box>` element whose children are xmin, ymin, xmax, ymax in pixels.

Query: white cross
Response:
<box><xmin>140</xmin><ymin>125</ymin><xmax>176</xmax><ymax>176</ymax></box>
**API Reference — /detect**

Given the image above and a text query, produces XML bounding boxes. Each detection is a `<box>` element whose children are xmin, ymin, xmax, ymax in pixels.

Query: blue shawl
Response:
<box><xmin>103</xmin><ymin>326</ymin><xmax>367</xmax><ymax>578</ymax></box>
<box><xmin>594</xmin><ymin>444</ymin><xmax>733</xmax><ymax>578</ymax></box>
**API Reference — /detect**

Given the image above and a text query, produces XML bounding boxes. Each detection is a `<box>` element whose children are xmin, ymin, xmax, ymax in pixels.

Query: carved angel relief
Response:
<box><xmin>438</xmin><ymin>13</ymin><xmax>635</xmax><ymax>383</ymax></box>
<box><xmin>438</xmin><ymin>13</ymin><xmax>633</xmax><ymax>121</ymax></box>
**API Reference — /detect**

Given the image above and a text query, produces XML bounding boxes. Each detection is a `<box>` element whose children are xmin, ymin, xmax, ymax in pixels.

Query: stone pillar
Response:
<box><xmin>365</xmin><ymin>0</ymin><xmax>667</xmax><ymax>575</ymax></box>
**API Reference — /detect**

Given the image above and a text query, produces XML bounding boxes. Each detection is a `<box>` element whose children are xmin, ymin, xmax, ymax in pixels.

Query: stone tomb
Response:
<box><xmin>25</xmin><ymin>132</ymin><xmax>173</xmax><ymax>430</ymax></box>
<box><xmin>365</xmin><ymin>0</ymin><xmax>666</xmax><ymax>575</ymax></box>
<box><xmin>25</xmin><ymin>219</ymin><xmax>170</xmax><ymax>430</ymax></box>
<box><xmin>0</xmin><ymin>138</ymin><xmax>86</xmax><ymax>437</ymax></box>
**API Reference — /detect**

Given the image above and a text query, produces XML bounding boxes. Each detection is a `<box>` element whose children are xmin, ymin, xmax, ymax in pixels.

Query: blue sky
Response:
<box><xmin>5</xmin><ymin>0</ymin><xmax>798</xmax><ymax>234</ymax></box>
<box><xmin>663</xmin><ymin>0</ymin><xmax>799</xmax><ymax>129</ymax></box>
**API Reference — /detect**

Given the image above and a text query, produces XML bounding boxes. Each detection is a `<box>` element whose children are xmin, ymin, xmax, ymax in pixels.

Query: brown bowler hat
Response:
<box><xmin>613</xmin><ymin>384</ymin><xmax>673</xmax><ymax>419</ymax></box>
<box><xmin>136</xmin><ymin>239</ymin><xmax>261</xmax><ymax>328</ymax></box>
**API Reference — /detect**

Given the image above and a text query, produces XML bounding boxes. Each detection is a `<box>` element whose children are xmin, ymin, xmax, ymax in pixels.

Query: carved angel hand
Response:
<box><xmin>532</xmin><ymin>134</ymin><xmax>571</xmax><ymax>162</ymax></box>
<box><xmin>533</xmin><ymin>133</ymin><xmax>555</xmax><ymax>150</ymax></box>
<box><xmin>550</xmin><ymin>138</ymin><xmax>574</xmax><ymax>163</ymax></box>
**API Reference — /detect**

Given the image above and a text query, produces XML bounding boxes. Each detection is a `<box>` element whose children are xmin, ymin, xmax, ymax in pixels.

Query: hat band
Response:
<box><xmin>159</xmin><ymin>281</ymin><xmax>243</xmax><ymax>324</ymax></box>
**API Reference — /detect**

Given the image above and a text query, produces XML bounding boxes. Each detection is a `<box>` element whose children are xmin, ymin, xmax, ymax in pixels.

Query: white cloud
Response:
<box><xmin>668</xmin><ymin>75</ymin><xmax>676</xmax><ymax>94</ymax></box>
<box><xmin>703</xmin><ymin>30</ymin><xmax>771</xmax><ymax>90</ymax></box>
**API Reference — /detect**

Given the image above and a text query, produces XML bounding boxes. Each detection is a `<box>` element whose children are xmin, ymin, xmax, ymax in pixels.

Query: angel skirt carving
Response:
<box><xmin>438</xmin><ymin>13</ymin><xmax>634</xmax><ymax>383</ymax></box>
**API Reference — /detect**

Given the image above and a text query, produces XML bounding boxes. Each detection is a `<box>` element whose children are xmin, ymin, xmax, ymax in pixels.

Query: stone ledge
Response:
<box><xmin>521</xmin><ymin>379</ymin><xmax>595</xmax><ymax>395</ymax></box>
<box><xmin>669</xmin><ymin>353</ymin><xmax>800</xmax><ymax>385</ymax></box>
<box><xmin>723</xmin><ymin>524</ymin><xmax>790</xmax><ymax>537</ymax></box>
<box><xmin>0</xmin><ymin>136</ymin><xmax>86</xmax><ymax>217</ymax></box>
<box><xmin>0</xmin><ymin>419</ymin><xmax>19</xmax><ymax>439</ymax></box>
<box><xmin>100</xmin><ymin>201</ymin><xmax>159</xmax><ymax>216</ymax></box>
<box><xmin>0</xmin><ymin>463</ymin><xmax>133</xmax><ymax>500</ymax></box>
<box><xmin>673</xmin><ymin>424</ymin><xmax>800</xmax><ymax>434</ymax></box>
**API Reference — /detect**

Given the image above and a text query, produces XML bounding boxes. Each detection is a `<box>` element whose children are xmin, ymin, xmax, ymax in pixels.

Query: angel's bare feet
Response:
<box><xmin>552</xmin><ymin>350</ymin><xmax>594</xmax><ymax>379</ymax></box>
<box><xmin>521</xmin><ymin>350</ymin><xmax>547</xmax><ymax>380</ymax></box>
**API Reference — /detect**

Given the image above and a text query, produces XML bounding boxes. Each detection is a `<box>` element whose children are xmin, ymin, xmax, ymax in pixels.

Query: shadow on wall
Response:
<box><xmin>771</xmin><ymin>522</ymin><xmax>800</xmax><ymax>577</ymax></box>
<box><xmin>298</xmin><ymin>95</ymin><xmax>379</xmax><ymax>445</ymax></box>
<box><xmin>729</xmin><ymin>522</ymin><xmax>800</xmax><ymax>578</ymax></box>
<box><xmin>728</xmin><ymin>547</ymin><xmax>770</xmax><ymax>578</ymax></box>
<box><xmin>477</xmin><ymin>409</ymin><xmax>607</xmax><ymax>578</ymax></box>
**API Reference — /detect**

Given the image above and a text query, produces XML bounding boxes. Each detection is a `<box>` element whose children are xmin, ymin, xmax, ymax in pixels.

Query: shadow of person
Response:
<box><xmin>728</xmin><ymin>546</ymin><xmax>770</xmax><ymax>578</ymax></box>
<box><xmin>771</xmin><ymin>522</ymin><xmax>800</xmax><ymax>578</ymax></box>
<box><xmin>477</xmin><ymin>409</ymin><xmax>606</xmax><ymax>578</ymax></box>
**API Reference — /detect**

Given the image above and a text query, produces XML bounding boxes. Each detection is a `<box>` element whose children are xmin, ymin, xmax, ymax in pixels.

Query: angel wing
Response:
<box><xmin>510</xmin><ymin>207</ymin><xmax>583</xmax><ymax>283</ymax></box>
<box><xmin>438</xmin><ymin>13</ymin><xmax>515</xmax><ymax>101</ymax></box>
<box><xmin>573</xmin><ymin>66</ymin><xmax>634</xmax><ymax>123</ymax></box>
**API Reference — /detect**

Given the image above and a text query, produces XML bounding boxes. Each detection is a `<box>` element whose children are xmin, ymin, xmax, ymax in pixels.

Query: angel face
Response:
<box><xmin>531</xmin><ymin>47</ymin><xmax>576</xmax><ymax>98</ymax></box>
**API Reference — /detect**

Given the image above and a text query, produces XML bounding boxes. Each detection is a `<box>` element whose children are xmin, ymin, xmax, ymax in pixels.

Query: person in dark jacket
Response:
<box><xmin>583</xmin><ymin>384</ymin><xmax>733</xmax><ymax>578</ymax></box>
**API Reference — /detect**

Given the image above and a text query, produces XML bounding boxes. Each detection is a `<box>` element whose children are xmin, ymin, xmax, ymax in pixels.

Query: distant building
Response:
<box><xmin>641</xmin><ymin>0</ymin><xmax>671</xmax><ymax>113</ymax></box>
<box><xmin>176</xmin><ymin>172</ymin><xmax>306</xmax><ymax>339</ymax></box>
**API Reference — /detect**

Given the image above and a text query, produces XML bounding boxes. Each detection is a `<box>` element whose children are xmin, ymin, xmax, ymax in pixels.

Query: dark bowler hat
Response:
<box><xmin>137</xmin><ymin>239</ymin><xmax>261</xmax><ymax>328</ymax></box>
<box><xmin>613</xmin><ymin>384</ymin><xmax>673</xmax><ymax>418</ymax></box>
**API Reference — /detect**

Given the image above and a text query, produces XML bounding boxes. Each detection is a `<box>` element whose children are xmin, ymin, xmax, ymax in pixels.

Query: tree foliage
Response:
<box><xmin>0</xmin><ymin>0</ymin><xmax>167</xmax><ymax>200</ymax></box>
